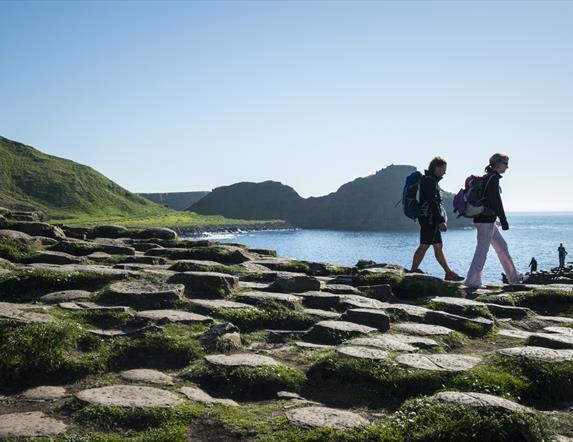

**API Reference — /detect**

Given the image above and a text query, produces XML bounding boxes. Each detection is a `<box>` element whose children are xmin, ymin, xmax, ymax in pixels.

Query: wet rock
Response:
<box><xmin>76</xmin><ymin>385</ymin><xmax>183</xmax><ymax>407</ymax></box>
<box><xmin>305</xmin><ymin>320</ymin><xmax>377</xmax><ymax>345</ymax></box>
<box><xmin>341</xmin><ymin>308</ymin><xmax>391</xmax><ymax>330</ymax></box>
<box><xmin>119</xmin><ymin>369</ymin><xmax>175</xmax><ymax>385</ymax></box>
<box><xmin>0</xmin><ymin>411</ymin><xmax>67</xmax><ymax>437</ymax></box>
<box><xmin>286</xmin><ymin>406</ymin><xmax>369</xmax><ymax>430</ymax></box>
<box><xmin>179</xmin><ymin>386</ymin><xmax>238</xmax><ymax>406</ymax></box>
<box><xmin>395</xmin><ymin>353</ymin><xmax>481</xmax><ymax>372</ymax></box>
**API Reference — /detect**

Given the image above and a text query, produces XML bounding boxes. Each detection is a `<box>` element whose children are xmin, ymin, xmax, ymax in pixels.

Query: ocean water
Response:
<box><xmin>185</xmin><ymin>213</ymin><xmax>573</xmax><ymax>284</ymax></box>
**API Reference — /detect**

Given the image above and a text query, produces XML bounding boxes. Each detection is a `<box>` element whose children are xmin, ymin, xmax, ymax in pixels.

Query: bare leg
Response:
<box><xmin>433</xmin><ymin>243</ymin><xmax>452</xmax><ymax>273</ymax></box>
<box><xmin>411</xmin><ymin>244</ymin><xmax>430</xmax><ymax>271</ymax></box>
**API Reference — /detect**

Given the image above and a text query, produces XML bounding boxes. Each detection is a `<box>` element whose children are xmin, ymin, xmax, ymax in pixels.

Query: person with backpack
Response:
<box><xmin>558</xmin><ymin>243</ymin><xmax>568</xmax><ymax>269</ymax></box>
<box><xmin>465</xmin><ymin>153</ymin><xmax>523</xmax><ymax>289</ymax></box>
<box><xmin>410</xmin><ymin>156</ymin><xmax>464</xmax><ymax>281</ymax></box>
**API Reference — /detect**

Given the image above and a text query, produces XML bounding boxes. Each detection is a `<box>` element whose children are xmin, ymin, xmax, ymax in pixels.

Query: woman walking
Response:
<box><xmin>465</xmin><ymin>153</ymin><xmax>523</xmax><ymax>289</ymax></box>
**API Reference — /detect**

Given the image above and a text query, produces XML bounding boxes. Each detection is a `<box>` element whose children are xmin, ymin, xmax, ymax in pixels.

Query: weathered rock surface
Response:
<box><xmin>269</xmin><ymin>272</ymin><xmax>321</xmax><ymax>293</ymax></box>
<box><xmin>136</xmin><ymin>309</ymin><xmax>213</xmax><ymax>324</ymax></box>
<box><xmin>497</xmin><ymin>346</ymin><xmax>573</xmax><ymax>362</ymax></box>
<box><xmin>347</xmin><ymin>335</ymin><xmax>418</xmax><ymax>352</ymax></box>
<box><xmin>336</xmin><ymin>346</ymin><xmax>389</xmax><ymax>360</ymax></box>
<box><xmin>236</xmin><ymin>291</ymin><xmax>302</xmax><ymax>309</ymax></box>
<box><xmin>179</xmin><ymin>386</ymin><xmax>238</xmax><ymax>406</ymax></box>
<box><xmin>39</xmin><ymin>289</ymin><xmax>93</xmax><ymax>303</ymax></box>
<box><xmin>119</xmin><ymin>369</ymin><xmax>175</xmax><ymax>385</ymax></box>
<box><xmin>395</xmin><ymin>353</ymin><xmax>481</xmax><ymax>372</ymax></box>
<box><xmin>169</xmin><ymin>271</ymin><xmax>239</xmax><ymax>298</ymax></box>
<box><xmin>425</xmin><ymin>310</ymin><xmax>494</xmax><ymax>336</ymax></box>
<box><xmin>433</xmin><ymin>391</ymin><xmax>532</xmax><ymax>413</ymax></box>
<box><xmin>76</xmin><ymin>385</ymin><xmax>183</xmax><ymax>407</ymax></box>
<box><xmin>341</xmin><ymin>308</ymin><xmax>391</xmax><ymax>330</ymax></box>
<box><xmin>392</xmin><ymin>322</ymin><xmax>455</xmax><ymax>336</ymax></box>
<box><xmin>0</xmin><ymin>302</ymin><xmax>52</xmax><ymax>323</ymax></box>
<box><xmin>205</xmin><ymin>353</ymin><xmax>281</xmax><ymax>367</ymax></box>
<box><xmin>0</xmin><ymin>411</ymin><xmax>67</xmax><ymax>437</ymax></box>
<box><xmin>305</xmin><ymin>320</ymin><xmax>377</xmax><ymax>344</ymax></box>
<box><xmin>102</xmin><ymin>280</ymin><xmax>184</xmax><ymax>309</ymax></box>
<box><xmin>286</xmin><ymin>406</ymin><xmax>369</xmax><ymax>430</ymax></box>
<box><xmin>20</xmin><ymin>386</ymin><xmax>67</xmax><ymax>401</ymax></box>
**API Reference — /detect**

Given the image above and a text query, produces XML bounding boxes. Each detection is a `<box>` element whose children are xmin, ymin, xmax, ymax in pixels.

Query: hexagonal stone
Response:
<box><xmin>428</xmin><ymin>296</ymin><xmax>488</xmax><ymax>316</ymax></box>
<box><xmin>544</xmin><ymin>326</ymin><xmax>573</xmax><ymax>336</ymax></box>
<box><xmin>388</xmin><ymin>333</ymin><xmax>439</xmax><ymax>349</ymax></box>
<box><xmin>101</xmin><ymin>280</ymin><xmax>184</xmax><ymax>309</ymax></box>
<box><xmin>527</xmin><ymin>333</ymin><xmax>573</xmax><ymax>349</ymax></box>
<box><xmin>119</xmin><ymin>369</ymin><xmax>175</xmax><ymax>385</ymax></box>
<box><xmin>58</xmin><ymin>302</ymin><xmax>129</xmax><ymax>312</ymax></box>
<box><xmin>425</xmin><ymin>310</ymin><xmax>494</xmax><ymax>337</ymax></box>
<box><xmin>305</xmin><ymin>320</ymin><xmax>377</xmax><ymax>345</ymax></box>
<box><xmin>269</xmin><ymin>272</ymin><xmax>321</xmax><ymax>293</ymax></box>
<box><xmin>187</xmin><ymin>298</ymin><xmax>258</xmax><ymax>314</ymax></box>
<box><xmin>76</xmin><ymin>385</ymin><xmax>183</xmax><ymax>407</ymax></box>
<box><xmin>394</xmin><ymin>354</ymin><xmax>481</xmax><ymax>372</ymax></box>
<box><xmin>303</xmin><ymin>308</ymin><xmax>342</xmax><ymax>320</ymax></box>
<box><xmin>286</xmin><ymin>406</ymin><xmax>369</xmax><ymax>430</ymax></box>
<box><xmin>169</xmin><ymin>271</ymin><xmax>239</xmax><ymax>298</ymax></box>
<box><xmin>341</xmin><ymin>308</ymin><xmax>390</xmax><ymax>330</ymax></box>
<box><xmin>88</xmin><ymin>327</ymin><xmax>152</xmax><ymax>338</ymax></box>
<box><xmin>433</xmin><ymin>391</ymin><xmax>532</xmax><ymax>413</ymax></box>
<box><xmin>0</xmin><ymin>411</ymin><xmax>67</xmax><ymax>437</ymax></box>
<box><xmin>297</xmin><ymin>291</ymin><xmax>341</xmax><ymax>310</ymax></box>
<box><xmin>538</xmin><ymin>316</ymin><xmax>573</xmax><ymax>325</ymax></box>
<box><xmin>338</xmin><ymin>295</ymin><xmax>387</xmax><ymax>311</ymax></box>
<box><xmin>39</xmin><ymin>290</ymin><xmax>93</xmax><ymax>304</ymax></box>
<box><xmin>20</xmin><ymin>386</ymin><xmax>67</xmax><ymax>401</ymax></box>
<box><xmin>136</xmin><ymin>309</ymin><xmax>213</xmax><ymax>325</ymax></box>
<box><xmin>497</xmin><ymin>346</ymin><xmax>573</xmax><ymax>363</ymax></box>
<box><xmin>380</xmin><ymin>303</ymin><xmax>430</xmax><ymax>321</ymax></box>
<box><xmin>205</xmin><ymin>353</ymin><xmax>282</xmax><ymax>368</ymax></box>
<box><xmin>347</xmin><ymin>335</ymin><xmax>418</xmax><ymax>352</ymax></box>
<box><xmin>337</xmin><ymin>346</ymin><xmax>389</xmax><ymax>360</ymax></box>
<box><xmin>392</xmin><ymin>322</ymin><xmax>455</xmax><ymax>336</ymax></box>
<box><xmin>294</xmin><ymin>341</ymin><xmax>335</xmax><ymax>349</ymax></box>
<box><xmin>322</xmin><ymin>284</ymin><xmax>360</xmax><ymax>295</ymax></box>
<box><xmin>0</xmin><ymin>302</ymin><xmax>53</xmax><ymax>323</ymax></box>
<box><xmin>179</xmin><ymin>386</ymin><xmax>238</xmax><ymax>406</ymax></box>
<box><xmin>484</xmin><ymin>303</ymin><xmax>530</xmax><ymax>319</ymax></box>
<box><xmin>235</xmin><ymin>291</ymin><xmax>302</xmax><ymax>309</ymax></box>
<box><xmin>497</xmin><ymin>329</ymin><xmax>535</xmax><ymax>339</ymax></box>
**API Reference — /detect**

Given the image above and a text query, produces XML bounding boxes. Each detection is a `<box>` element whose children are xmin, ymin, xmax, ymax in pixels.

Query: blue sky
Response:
<box><xmin>1</xmin><ymin>0</ymin><xmax>572</xmax><ymax>211</ymax></box>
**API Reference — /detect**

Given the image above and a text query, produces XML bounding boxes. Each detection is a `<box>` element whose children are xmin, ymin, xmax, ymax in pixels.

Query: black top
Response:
<box><xmin>419</xmin><ymin>170</ymin><xmax>445</xmax><ymax>225</ymax></box>
<box><xmin>558</xmin><ymin>246</ymin><xmax>567</xmax><ymax>256</ymax></box>
<box><xmin>474</xmin><ymin>171</ymin><xmax>508</xmax><ymax>228</ymax></box>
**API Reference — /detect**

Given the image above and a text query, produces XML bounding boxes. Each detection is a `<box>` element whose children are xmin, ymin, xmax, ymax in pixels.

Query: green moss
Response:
<box><xmin>307</xmin><ymin>353</ymin><xmax>451</xmax><ymax>404</ymax></box>
<box><xmin>353</xmin><ymin>270</ymin><xmax>403</xmax><ymax>290</ymax></box>
<box><xmin>398</xmin><ymin>275</ymin><xmax>464</xmax><ymax>300</ymax></box>
<box><xmin>477</xmin><ymin>289</ymin><xmax>573</xmax><ymax>315</ymax></box>
<box><xmin>386</xmin><ymin>397</ymin><xmax>552</xmax><ymax>442</ymax></box>
<box><xmin>0</xmin><ymin>269</ymin><xmax>114</xmax><ymax>301</ymax></box>
<box><xmin>0</xmin><ymin>319</ymin><xmax>90</xmax><ymax>384</ymax></box>
<box><xmin>439</xmin><ymin>331</ymin><xmax>469</xmax><ymax>350</ymax></box>
<box><xmin>107</xmin><ymin>324</ymin><xmax>204</xmax><ymax>370</ymax></box>
<box><xmin>48</xmin><ymin>241</ymin><xmax>104</xmax><ymax>256</ymax></box>
<box><xmin>214</xmin><ymin>301</ymin><xmax>318</xmax><ymax>332</ymax></box>
<box><xmin>276</xmin><ymin>260</ymin><xmax>311</xmax><ymax>273</ymax></box>
<box><xmin>181</xmin><ymin>359</ymin><xmax>306</xmax><ymax>399</ymax></box>
<box><xmin>169</xmin><ymin>261</ymin><xmax>242</xmax><ymax>274</ymax></box>
<box><xmin>0</xmin><ymin>237</ymin><xmax>39</xmax><ymax>262</ymax></box>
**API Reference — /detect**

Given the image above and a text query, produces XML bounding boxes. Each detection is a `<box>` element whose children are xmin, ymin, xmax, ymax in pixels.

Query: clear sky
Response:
<box><xmin>1</xmin><ymin>0</ymin><xmax>572</xmax><ymax>211</ymax></box>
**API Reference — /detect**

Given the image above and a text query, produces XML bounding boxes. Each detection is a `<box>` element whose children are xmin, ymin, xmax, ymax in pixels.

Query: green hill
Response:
<box><xmin>0</xmin><ymin>136</ymin><xmax>166</xmax><ymax>218</ymax></box>
<box><xmin>189</xmin><ymin>165</ymin><xmax>469</xmax><ymax>230</ymax></box>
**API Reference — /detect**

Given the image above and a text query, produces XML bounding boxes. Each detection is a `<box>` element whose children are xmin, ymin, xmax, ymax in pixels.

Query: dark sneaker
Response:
<box><xmin>408</xmin><ymin>268</ymin><xmax>425</xmax><ymax>274</ymax></box>
<box><xmin>445</xmin><ymin>271</ymin><xmax>464</xmax><ymax>281</ymax></box>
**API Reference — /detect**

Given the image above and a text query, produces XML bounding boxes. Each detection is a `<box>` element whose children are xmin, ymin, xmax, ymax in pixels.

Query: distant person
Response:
<box><xmin>558</xmin><ymin>243</ymin><xmax>568</xmax><ymax>269</ymax></box>
<box><xmin>410</xmin><ymin>156</ymin><xmax>464</xmax><ymax>281</ymax></box>
<box><xmin>465</xmin><ymin>153</ymin><xmax>523</xmax><ymax>289</ymax></box>
<box><xmin>528</xmin><ymin>257</ymin><xmax>538</xmax><ymax>273</ymax></box>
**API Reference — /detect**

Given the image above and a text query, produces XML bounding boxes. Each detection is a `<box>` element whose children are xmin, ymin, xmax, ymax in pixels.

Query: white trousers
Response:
<box><xmin>465</xmin><ymin>223</ymin><xmax>521</xmax><ymax>287</ymax></box>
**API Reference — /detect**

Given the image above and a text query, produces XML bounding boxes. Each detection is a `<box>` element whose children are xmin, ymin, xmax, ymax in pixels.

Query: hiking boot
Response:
<box><xmin>445</xmin><ymin>271</ymin><xmax>464</xmax><ymax>282</ymax></box>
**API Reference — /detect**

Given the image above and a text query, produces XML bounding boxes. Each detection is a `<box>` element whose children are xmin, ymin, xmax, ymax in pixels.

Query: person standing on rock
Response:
<box><xmin>410</xmin><ymin>156</ymin><xmax>464</xmax><ymax>281</ymax></box>
<box><xmin>558</xmin><ymin>243</ymin><xmax>568</xmax><ymax>269</ymax></box>
<box><xmin>528</xmin><ymin>257</ymin><xmax>538</xmax><ymax>273</ymax></box>
<box><xmin>465</xmin><ymin>153</ymin><xmax>523</xmax><ymax>289</ymax></box>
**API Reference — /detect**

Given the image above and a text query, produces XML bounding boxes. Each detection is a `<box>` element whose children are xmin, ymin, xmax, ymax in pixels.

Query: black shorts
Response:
<box><xmin>419</xmin><ymin>220</ymin><xmax>442</xmax><ymax>245</ymax></box>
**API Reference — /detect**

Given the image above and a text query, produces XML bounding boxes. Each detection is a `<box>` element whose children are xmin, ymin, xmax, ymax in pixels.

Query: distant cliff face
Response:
<box><xmin>139</xmin><ymin>191</ymin><xmax>210</xmax><ymax>211</ymax></box>
<box><xmin>189</xmin><ymin>165</ymin><xmax>469</xmax><ymax>230</ymax></box>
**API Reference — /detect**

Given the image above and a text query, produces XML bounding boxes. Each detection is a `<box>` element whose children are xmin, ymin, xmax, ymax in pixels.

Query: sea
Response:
<box><xmin>184</xmin><ymin>213</ymin><xmax>573</xmax><ymax>284</ymax></box>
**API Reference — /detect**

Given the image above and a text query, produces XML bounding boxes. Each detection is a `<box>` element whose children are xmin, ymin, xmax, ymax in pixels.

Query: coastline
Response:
<box><xmin>174</xmin><ymin>220</ymin><xmax>296</xmax><ymax>237</ymax></box>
